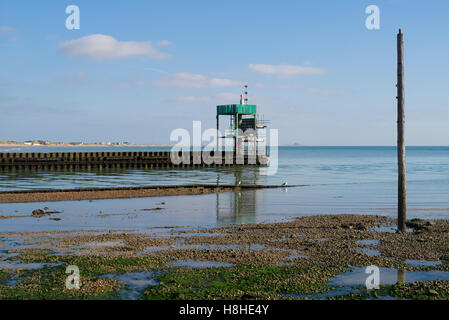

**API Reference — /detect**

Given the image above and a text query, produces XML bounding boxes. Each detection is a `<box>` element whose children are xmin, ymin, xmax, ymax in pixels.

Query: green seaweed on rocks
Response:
<box><xmin>143</xmin><ymin>264</ymin><xmax>346</xmax><ymax>300</ymax></box>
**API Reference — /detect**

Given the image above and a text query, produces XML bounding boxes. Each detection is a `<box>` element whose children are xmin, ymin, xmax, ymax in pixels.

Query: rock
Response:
<box><xmin>440</xmin><ymin>254</ymin><xmax>449</xmax><ymax>261</ymax></box>
<box><xmin>241</xmin><ymin>293</ymin><xmax>255</xmax><ymax>300</ymax></box>
<box><xmin>32</xmin><ymin>209</ymin><xmax>46</xmax><ymax>217</ymax></box>
<box><xmin>428</xmin><ymin>289</ymin><xmax>439</xmax><ymax>296</ymax></box>
<box><xmin>141</xmin><ymin>207</ymin><xmax>164</xmax><ymax>211</ymax></box>
<box><xmin>32</xmin><ymin>209</ymin><xmax>59</xmax><ymax>217</ymax></box>
<box><xmin>406</xmin><ymin>218</ymin><xmax>433</xmax><ymax>231</ymax></box>
<box><xmin>355</xmin><ymin>223</ymin><xmax>367</xmax><ymax>230</ymax></box>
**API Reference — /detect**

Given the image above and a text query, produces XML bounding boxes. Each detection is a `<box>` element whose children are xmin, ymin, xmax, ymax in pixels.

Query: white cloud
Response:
<box><xmin>59</xmin><ymin>34</ymin><xmax>170</xmax><ymax>60</ymax></box>
<box><xmin>169</xmin><ymin>92</ymin><xmax>241</xmax><ymax>104</ymax></box>
<box><xmin>156</xmin><ymin>40</ymin><xmax>173</xmax><ymax>47</ymax></box>
<box><xmin>214</xmin><ymin>92</ymin><xmax>241</xmax><ymax>102</ymax></box>
<box><xmin>305</xmin><ymin>87</ymin><xmax>345</xmax><ymax>96</ymax></box>
<box><xmin>169</xmin><ymin>96</ymin><xmax>210</xmax><ymax>103</ymax></box>
<box><xmin>0</xmin><ymin>26</ymin><xmax>15</xmax><ymax>35</ymax></box>
<box><xmin>156</xmin><ymin>72</ymin><xmax>242</xmax><ymax>88</ymax></box>
<box><xmin>278</xmin><ymin>83</ymin><xmax>346</xmax><ymax>96</ymax></box>
<box><xmin>249</xmin><ymin>63</ymin><xmax>325</xmax><ymax>77</ymax></box>
<box><xmin>62</xmin><ymin>72</ymin><xmax>86</xmax><ymax>84</ymax></box>
<box><xmin>278</xmin><ymin>84</ymin><xmax>305</xmax><ymax>89</ymax></box>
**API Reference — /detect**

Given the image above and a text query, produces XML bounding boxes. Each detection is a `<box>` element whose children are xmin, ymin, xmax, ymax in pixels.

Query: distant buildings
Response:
<box><xmin>24</xmin><ymin>140</ymin><xmax>51</xmax><ymax>146</ymax></box>
<box><xmin>16</xmin><ymin>140</ymin><xmax>132</xmax><ymax>146</ymax></box>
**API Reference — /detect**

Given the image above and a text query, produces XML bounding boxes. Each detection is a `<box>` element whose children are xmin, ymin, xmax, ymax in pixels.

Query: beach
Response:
<box><xmin>1</xmin><ymin>214</ymin><xmax>448</xmax><ymax>299</ymax></box>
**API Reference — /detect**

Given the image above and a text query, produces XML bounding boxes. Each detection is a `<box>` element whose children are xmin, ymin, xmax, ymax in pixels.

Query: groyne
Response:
<box><xmin>0</xmin><ymin>151</ymin><xmax>267</xmax><ymax>170</ymax></box>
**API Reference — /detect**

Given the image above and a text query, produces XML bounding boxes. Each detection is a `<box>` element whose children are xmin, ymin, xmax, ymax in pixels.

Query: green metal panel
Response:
<box><xmin>217</xmin><ymin>104</ymin><xmax>256</xmax><ymax>115</ymax></box>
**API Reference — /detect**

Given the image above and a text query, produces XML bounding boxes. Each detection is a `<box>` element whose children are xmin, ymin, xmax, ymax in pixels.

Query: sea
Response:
<box><xmin>0</xmin><ymin>146</ymin><xmax>448</xmax><ymax>233</ymax></box>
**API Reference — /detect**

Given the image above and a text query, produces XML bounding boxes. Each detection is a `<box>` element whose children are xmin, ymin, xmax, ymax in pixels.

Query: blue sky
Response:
<box><xmin>1</xmin><ymin>0</ymin><xmax>448</xmax><ymax>145</ymax></box>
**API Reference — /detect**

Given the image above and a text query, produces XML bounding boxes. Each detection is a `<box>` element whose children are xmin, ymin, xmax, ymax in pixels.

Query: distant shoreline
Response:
<box><xmin>0</xmin><ymin>144</ymin><xmax>174</xmax><ymax>148</ymax></box>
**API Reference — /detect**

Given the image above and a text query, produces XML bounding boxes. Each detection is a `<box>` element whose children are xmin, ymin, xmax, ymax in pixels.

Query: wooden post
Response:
<box><xmin>397</xmin><ymin>29</ymin><xmax>407</xmax><ymax>232</ymax></box>
<box><xmin>216</xmin><ymin>114</ymin><xmax>219</xmax><ymax>153</ymax></box>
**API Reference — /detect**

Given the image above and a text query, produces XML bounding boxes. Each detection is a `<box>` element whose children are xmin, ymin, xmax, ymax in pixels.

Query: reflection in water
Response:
<box><xmin>330</xmin><ymin>267</ymin><xmax>449</xmax><ymax>287</ymax></box>
<box><xmin>0</xmin><ymin>165</ymin><xmax>268</xmax><ymax>191</ymax></box>
<box><xmin>397</xmin><ymin>268</ymin><xmax>406</xmax><ymax>284</ymax></box>
<box><xmin>215</xmin><ymin>167</ymin><xmax>261</xmax><ymax>225</ymax></box>
<box><xmin>216</xmin><ymin>190</ymin><xmax>259</xmax><ymax>226</ymax></box>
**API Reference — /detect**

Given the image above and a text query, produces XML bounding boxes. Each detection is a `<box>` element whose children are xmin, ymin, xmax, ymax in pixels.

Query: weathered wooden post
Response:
<box><xmin>397</xmin><ymin>29</ymin><xmax>407</xmax><ymax>232</ymax></box>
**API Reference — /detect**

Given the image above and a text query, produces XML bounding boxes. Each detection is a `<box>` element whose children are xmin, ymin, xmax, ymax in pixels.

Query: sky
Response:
<box><xmin>1</xmin><ymin>0</ymin><xmax>448</xmax><ymax>146</ymax></box>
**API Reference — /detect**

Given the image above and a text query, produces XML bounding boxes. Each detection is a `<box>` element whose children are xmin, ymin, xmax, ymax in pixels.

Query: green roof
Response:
<box><xmin>217</xmin><ymin>104</ymin><xmax>257</xmax><ymax>115</ymax></box>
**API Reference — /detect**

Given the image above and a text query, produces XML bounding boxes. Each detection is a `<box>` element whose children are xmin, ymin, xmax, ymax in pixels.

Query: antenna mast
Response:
<box><xmin>244</xmin><ymin>85</ymin><xmax>248</xmax><ymax>104</ymax></box>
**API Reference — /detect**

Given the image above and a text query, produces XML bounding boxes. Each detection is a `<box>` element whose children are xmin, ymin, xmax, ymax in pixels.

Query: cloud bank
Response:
<box><xmin>0</xmin><ymin>26</ymin><xmax>15</xmax><ymax>35</ymax></box>
<box><xmin>169</xmin><ymin>92</ymin><xmax>241</xmax><ymax>104</ymax></box>
<box><xmin>155</xmin><ymin>72</ymin><xmax>242</xmax><ymax>88</ymax></box>
<box><xmin>249</xmin><ymin>63</ymin><xmax>325</xmax><ymax>77</ymax></box>
<box><xmin>59</xmin><ymin>34</ymin><xmax>170</xmax><ymax>60</ymax></box>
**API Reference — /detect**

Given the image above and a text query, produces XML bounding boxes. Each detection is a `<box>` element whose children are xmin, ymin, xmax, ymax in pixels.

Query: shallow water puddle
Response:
<box><xmin>286</xmin><ymin>287</ymin><xmax>361</xmax><ymax>299</ymax></box>
<box><xmin>278</xmin><ymin>253</ymin><xmax>307</xmax><ymax>266</ymax></box>
<box><xmin>356</xmin><ymin>240</ymin><xmax>379</xmax><ymax>246</ymax></box>
<box><xmin>145</xmin><ymin>242</ymin><xmax>268</xmax><ymax>252</ymax></box>
<box><xmin>79</xmin><ymin>241</ymin><xmax>125</xmax><ymax>248</ymax></box>
<box><xmin>289</xmin><ymin>266</ymin><xmax>449</xmax><ymax>299</ymax></box>
<box><xmin>182</xmin><ymin>244</ymin><xmax>242</xmax><ymax>250</ymax></box>
<box><xmin>169</xmin><ymin>259</ymin><xmax>233</xmax><ymax>268</ymax></box>
<box><xmin>370</xmin><ymin>226</ymin><xmax>413</xmax><ymax>233</ymax></box>
<box><xmin>329</xmin><ymin>266</ymin><xmax>449</xmax><ymax>287</ymax></box>
<box><xmin>0</xmin><ymin>259</ymin><xmax>61</xmax><ymax>271</ymax></box>
<box><xmin>406</xmin><ymin>259</ymin><xmax>442</xmax><ymax>267</ymax></box>
<box><xmin>286</xmin><ymin>253</ymin><xmax>307</xmax><ymax>260</ymax></box>
<box><xmin>356</xmin><ymin>247</ymin><xmax>381</xmax><ymax>256</ymax></box>
<box><xmin>174</xmin><ymin>232</ymin><xmax>227</xmax><ymax>238</ymax></box>
<box><xmin>102</xmin><ymin>270</ymin><xmax>158</xmax><ymax>299</ymax></box>
<box><xmin>354</xmin><ymin>239</ymin><xmax>381</xmax><ymax>256</ymax></box>
<box><xmin>3</xmin><ymin>277</ymin><xmax>21</xmax><ymax>287</ymax></box>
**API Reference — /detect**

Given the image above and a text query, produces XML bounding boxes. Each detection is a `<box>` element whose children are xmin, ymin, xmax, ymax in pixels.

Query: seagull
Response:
<box><xmin>237</xmin><ymin>181</ymin><xmax>241</xmax><ymax>186</ymax></box>
<box><xmin>282</xmin><ymin>182</ymin><xmax>288</xmax><ymax>186</ymax></box>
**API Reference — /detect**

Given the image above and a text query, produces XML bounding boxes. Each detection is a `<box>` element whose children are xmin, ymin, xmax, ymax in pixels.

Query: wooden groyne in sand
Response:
<box><xmin>0</xmin><ymin>151</ymin><xmax>267</xmax><ymax>170</ymax></box>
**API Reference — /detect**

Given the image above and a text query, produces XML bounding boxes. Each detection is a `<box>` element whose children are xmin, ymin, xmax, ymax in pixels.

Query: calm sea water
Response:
<box><xmin>0</xmin><ymin>146</ymin><xmax>448</xmax><ymax>233</ymax></box>
<box><xmin>1</xmin><ymin>146</ymin><xmax>448</xmax><ymax>189</ymax></box>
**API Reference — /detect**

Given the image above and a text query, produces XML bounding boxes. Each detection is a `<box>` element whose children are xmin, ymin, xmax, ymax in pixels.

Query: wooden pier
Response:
<box><xmin>0</xmin><ymin>151</ymin><xmax>268</xmax><ymax>170</ymax></box>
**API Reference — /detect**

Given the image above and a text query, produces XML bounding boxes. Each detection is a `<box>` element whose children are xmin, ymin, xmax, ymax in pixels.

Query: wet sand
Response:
<box><xmin>0</xmin><ymin>184</ymin><xmax>287</xmax><ymax>204</ymax></box>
